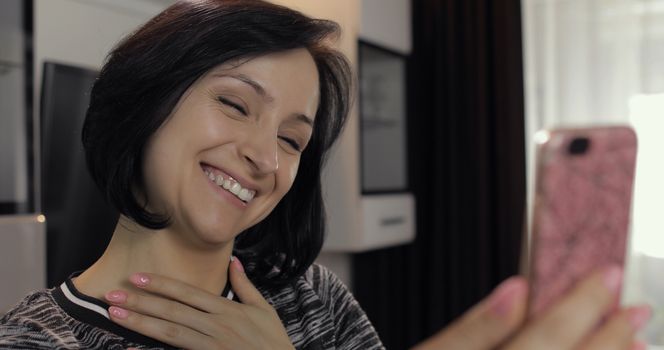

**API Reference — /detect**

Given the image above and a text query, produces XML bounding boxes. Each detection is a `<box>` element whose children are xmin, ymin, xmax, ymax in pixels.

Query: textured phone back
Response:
<box><xmin>528</xmin><ymin>126</ymin><xmax>637</xmax><ymax>317</ymax></box>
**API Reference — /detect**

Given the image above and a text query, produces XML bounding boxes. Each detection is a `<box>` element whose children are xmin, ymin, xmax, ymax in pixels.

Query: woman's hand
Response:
<box><xmin>412</xmin><ymin>267</ymin><xmax>651</xmax><ymax>350</ymax></box>
<box><xmin>104</xmin><ymin>257</ymin><xmax>294</xmax><ymax>350</ymax></box>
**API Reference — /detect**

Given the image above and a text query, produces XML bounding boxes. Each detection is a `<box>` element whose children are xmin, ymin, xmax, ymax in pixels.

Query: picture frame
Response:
<box><xmin>358</xmin><ymin>40</ymin><xmax>409</xmax><ymax>193</ymax></box>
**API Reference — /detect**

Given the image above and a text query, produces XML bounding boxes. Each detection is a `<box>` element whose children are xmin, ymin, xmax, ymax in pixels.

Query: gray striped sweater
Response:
<box><xmin>0</xmin><ymin>264</ymin><xmax>384</xmax><ymax>349</ymax></box>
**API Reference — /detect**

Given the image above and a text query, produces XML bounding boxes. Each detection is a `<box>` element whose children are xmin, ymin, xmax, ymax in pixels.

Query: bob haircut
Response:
<box><xmin>81</xmin><ymin>0</ymin><xmax>351</xmax><ymax>288</ymax></box>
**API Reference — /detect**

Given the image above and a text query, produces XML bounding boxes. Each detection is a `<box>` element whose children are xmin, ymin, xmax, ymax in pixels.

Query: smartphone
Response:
<box><xmin>525</xmin><ymin>126</ymin><xmax>637</xmax><ymax>317</ymax></box>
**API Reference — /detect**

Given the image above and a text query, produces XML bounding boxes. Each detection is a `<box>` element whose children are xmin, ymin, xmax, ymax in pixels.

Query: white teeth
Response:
<box><xmin>230</xmin><ymin>182</ymin><xmax>242</xmax><ymax>195</ymax></box>
<box><xmin>204</xmin><ymin>168</ymin><xmax>256</xmax><ymax>203</ymax></box>
<box><xmin>238</xmin><ymin>189</ymin><xmax>256</xmax><ymax>202</ymax></box>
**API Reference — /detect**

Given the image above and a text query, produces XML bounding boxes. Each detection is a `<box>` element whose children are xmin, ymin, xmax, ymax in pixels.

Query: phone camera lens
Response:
<box><xmin>568</xmin><ymin>137</ymin><xmax>590</xmax><ymax>155</ymax></box>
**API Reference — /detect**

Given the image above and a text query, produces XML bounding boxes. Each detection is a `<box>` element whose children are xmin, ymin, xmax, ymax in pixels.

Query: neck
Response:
<box><xmin>73</xmin><ymin>216</ymin><xmax>233</xmax><ymax>300</ymax></box>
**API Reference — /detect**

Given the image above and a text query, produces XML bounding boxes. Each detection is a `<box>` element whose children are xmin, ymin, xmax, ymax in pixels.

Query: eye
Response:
<box><xmin>279</xmin><ymin>136</ymin><xmax>302</xmax><ymax>152</ymax></box>
<box><xmin>217</xmin><ymin>96</ymin><xmax>247</xmax><ymax>115</ymax></box>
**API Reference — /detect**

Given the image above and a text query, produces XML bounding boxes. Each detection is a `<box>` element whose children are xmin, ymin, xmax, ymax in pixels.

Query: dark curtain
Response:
<box><xmin>352</xmin><ymin>0</ymin><xmax>526</xmax><ymax>348</ymax></box>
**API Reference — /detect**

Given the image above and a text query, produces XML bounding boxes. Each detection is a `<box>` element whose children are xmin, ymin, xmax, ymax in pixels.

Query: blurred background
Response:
<box><xmin>1</xmin><ymin>0</ymin><xmax>663</xmax><ymax>348</ymax></box>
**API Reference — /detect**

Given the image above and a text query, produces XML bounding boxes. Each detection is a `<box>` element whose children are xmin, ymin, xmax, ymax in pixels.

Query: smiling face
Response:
<box><xmin>140</xmin><ymin>49</ymin><xmax>320</xmax><ymax>246</ymax></box>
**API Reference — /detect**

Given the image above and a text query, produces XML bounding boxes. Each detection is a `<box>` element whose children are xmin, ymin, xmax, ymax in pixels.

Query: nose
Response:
<box><xmin>239</xmin><ymin>128</ymin><xmax>279</xmax><ymax>174</ymax></box>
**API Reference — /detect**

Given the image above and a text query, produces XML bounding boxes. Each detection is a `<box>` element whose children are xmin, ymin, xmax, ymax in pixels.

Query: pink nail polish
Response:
<box><xmin>233</xmin><ymin>256</ymin><xmax>245</xmax><ymax>273</ymax></box>
<box><xmin>602</xmin><ymin>266</ymin><xmax>623</xmax><ymax>294</ymax></box>
<box><xmin>104</xmin><ymin>290</ymin><xmax>127</xmax><ymax>303</ymax></box>
<box><xmin>109</xmin><ymin>306</ymin><xmax>129</xmax><ymax>319</ymax></box>
<box><xmin>130</xmin><ymin>273</ymin><xmax>151</xmax><ymax>287</ymax></box>
<box><xmin>627</xmin><ymin>305</ymin><xmax>652</xmax><ymax>331</ymax></box>
<box><xmin>488</xmin><ymin>277</ymin><xmax>525</xmax><ymax>317</ymax></box>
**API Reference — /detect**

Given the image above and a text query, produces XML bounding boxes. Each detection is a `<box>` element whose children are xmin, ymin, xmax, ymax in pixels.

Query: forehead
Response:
<box><xmin>201</xmin><ymin>49</ymin><xmax>320</xmax><ymax>106</ymax></box>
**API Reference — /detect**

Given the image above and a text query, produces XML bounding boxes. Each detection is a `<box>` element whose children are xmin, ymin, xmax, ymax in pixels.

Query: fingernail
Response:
<box><xmin>602</xmin><ymin>266</ymin><xmax>623</xmax><ymax>294</ymax></box>
<box><xmin>104</xmin><ymin>290</ymin><xmax>127</xmax><ymax>303</ymax></box>
<box><xmin>232</xmin><ymin>256</ymin><xmax>245</xmax><ymax>273</ymax></box>
<box><xmin>109</xmin><ymin>306</ymin><xmax>129</xmax><ymax>319</ymax></box>
<box><xmin>130</xmin><ymin>273</ymin><xmax>151</xmax><ymax>287</ymax></box>
<box><xmin>627</xmin><ymin>305</ymin><xmax>652</xmax><ymax>331</ymax></box>
<box><xmin>488</xmin><ymin>277</ymin><xmax>526</xmax><ymax>317</ymax></box>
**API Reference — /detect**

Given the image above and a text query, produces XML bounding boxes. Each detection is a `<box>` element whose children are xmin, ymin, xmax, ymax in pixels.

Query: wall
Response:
<box><xmin>360</xmin><ymin>0</ymin><xmax>411</xmax><ymax>54</ymax></box>
<box><xmin>34</xmin><ymin>0</ymin><xmax>169</xmax><ymax>72</ymax></box>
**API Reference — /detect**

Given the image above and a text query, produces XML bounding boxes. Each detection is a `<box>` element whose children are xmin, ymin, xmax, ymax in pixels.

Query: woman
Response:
<box><xmin>0</xmin><ymin>0</ymin><xmax>650</xmax><ymax>349</ymax></box>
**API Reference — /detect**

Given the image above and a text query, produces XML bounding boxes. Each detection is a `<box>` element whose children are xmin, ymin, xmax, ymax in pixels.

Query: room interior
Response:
<box><xmin>1</xmin><ymin>0</ymin><xmax>662</xmax><ymax>348</ymax></box>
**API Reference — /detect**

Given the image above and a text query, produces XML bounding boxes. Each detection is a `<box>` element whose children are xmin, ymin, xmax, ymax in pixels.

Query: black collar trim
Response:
<box><xmin>52</xmin><ymin>272</ymin><xmax>237</xmax><ymax>348</ymax></box>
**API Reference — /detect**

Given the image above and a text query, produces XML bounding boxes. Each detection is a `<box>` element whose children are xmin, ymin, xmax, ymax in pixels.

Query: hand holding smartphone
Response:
<box><xmin>413</xmin><ymin>126</ymin><xmax>645</xmax><ymax>350</ymax></box>
<box><xmin>525</xmin><ymin>126</ymin><xmax>637</xmax><ymax>317</ymax></box>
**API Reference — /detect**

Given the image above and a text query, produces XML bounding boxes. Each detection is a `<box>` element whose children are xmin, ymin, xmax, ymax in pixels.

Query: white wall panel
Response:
<box><xmin>360</xmin><ymin>0</ymin><xmax>411</xmax><ymax>54</ymax></box>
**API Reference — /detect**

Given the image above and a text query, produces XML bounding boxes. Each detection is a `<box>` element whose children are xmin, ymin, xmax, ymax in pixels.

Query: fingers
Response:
<box><xmin>104</xmin><ymin>261</ymin><xmax>280</xmax><ymax>349</ymax></box>
<box><xmin>581</xmin><ymin>305</ymin><xmax>652</xmax><ymax>350</ymax></box>
<box><xmin>106</xmin><ymin>288</ymin><xmax>226</xmax><ymax>337</ymax></box>
<box><xmin>124</xmin><ymin>272</ymin><xmax>229</xmax><ymax>313</ymax></box>
<box><xmin>505</xmin><ymin>266</ymin><xmax>623</xmax><ymax>350</ymax></box>
<box><xmin>107</xmin><ymin>305</ymin><xmax>217</xmax><ymax>350</ymax></box>
<box><xmin>228</xmin><ymin>257</ymin><xmax>271</xmax><ymax>309</ymax></box>
<box><xmin>411</xmin><ymin>276</ymin><xmax>528</xmax><ymax>350</ymax></box>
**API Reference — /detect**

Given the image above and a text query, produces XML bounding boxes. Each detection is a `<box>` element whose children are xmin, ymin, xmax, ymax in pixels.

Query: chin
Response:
<box><xmin>193</xmin><ymin>228</ymin><xmax>236</xmax><ymax>247</ymax></box>
<box><xmin>185</xmin><ymin>214</ymin><xmax>238</xmax><ymax>247</ymax></box>
<box><xmin>197</xmin><ymin>221</ymin><xmax>237</xmax><ymax>245</ymax></box>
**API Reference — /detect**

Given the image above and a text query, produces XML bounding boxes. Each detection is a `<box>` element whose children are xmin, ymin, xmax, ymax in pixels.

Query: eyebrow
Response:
<box><xmin>232</xmin><ymin>74</ymin><xmax>272</xmax><ymax>101</ymax></box>
<box><xmin>292</xmin><ymin>113</ymin><xmax>314</xmax><ymax>128</ymax></box>
<box><xmin>214</xmin><ymin>73</ymin><xmax>314</xmax><ymax>128</ymax></box>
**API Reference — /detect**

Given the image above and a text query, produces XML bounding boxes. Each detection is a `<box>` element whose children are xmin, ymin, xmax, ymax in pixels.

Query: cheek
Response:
<box><xmin>141</xmin><ymin>131</ymin><xmax>187</xmax><ymax>210</ymax></box>
<box><xmin>275</xmin><ymin>159</ymin><xmax>300</xmax><ymax>196</ymax></box>
<box><xmin>143</xmin><ymin>147</ymin><xmax>174</xmax><ymax>202</ymax></box>
<box><xmin>140</xmin><ymin>153</ymin><xmax>168</xmax><ymax>211</ymax></box>
<box><xmin>287</xmin><ymin>159</ymin><xmax>300</xmax><ymax>187</ymax></box>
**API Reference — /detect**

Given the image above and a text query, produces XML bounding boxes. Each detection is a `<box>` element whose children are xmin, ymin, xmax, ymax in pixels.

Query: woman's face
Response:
<box><xmin>141</xmin><ymin>48</ymin><xmax>320</xmax><ymax>246</ymax></box>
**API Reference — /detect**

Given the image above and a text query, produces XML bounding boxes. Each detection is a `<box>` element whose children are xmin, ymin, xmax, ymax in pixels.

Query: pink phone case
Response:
<box><xmin>527</xmin><ymin>126</ymin><xmax>637</xmax><ymax>317</ymax></box>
